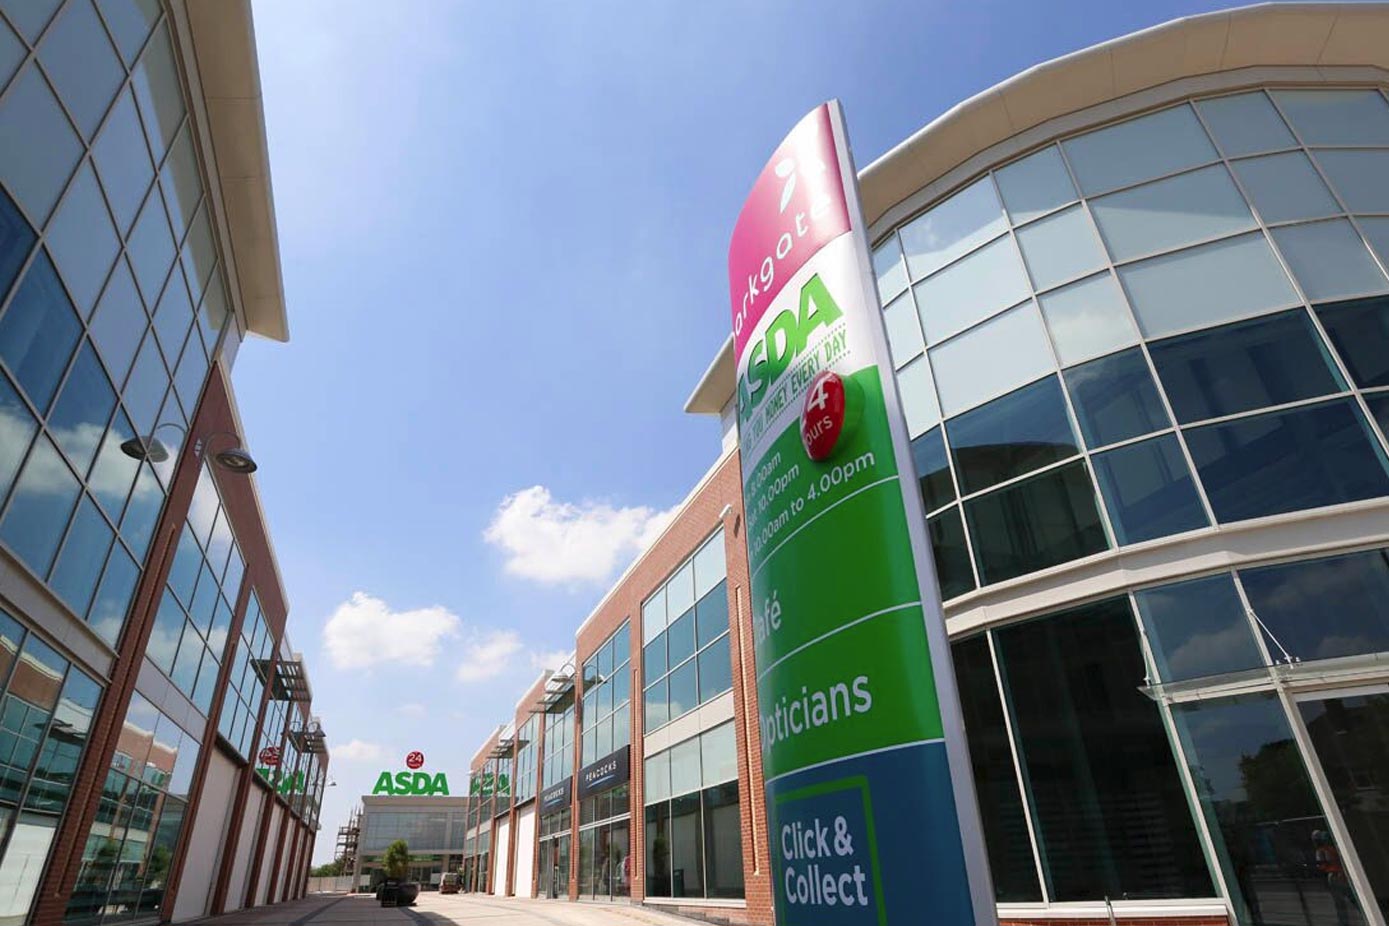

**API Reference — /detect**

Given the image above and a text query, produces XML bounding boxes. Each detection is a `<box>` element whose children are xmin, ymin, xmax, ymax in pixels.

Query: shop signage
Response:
<box><xmin>577</xmin><ymin>745</ymin><xmax>629</xmax><ymax>800</ymax></box>
<box><xmin>371</xmin><ymin>751</ymin><xmax>451</xmax><ymax>796</ymax></box>
<box><xmin>258</xmin><ymin>746</ymin><xmax>280</xmax><ymax>767</ymax></box>
<box><xmin>255</xmin><ymin>766</ymin><xmax>305</xmax><ymax>795</ymax></box>
<box><xmin>469</xmin><ymin>770</ymin><xmax>510</xmax><ymax>797</ymax></box>
<box><xmin>539</xmin><ymin>775</ymin><xmax>572</xmax><ymax>814</ymax></box>
<box><xmin>728</xmin><ymin>102</ymin><xmax>996</xmax><ymax>925</ymax></box>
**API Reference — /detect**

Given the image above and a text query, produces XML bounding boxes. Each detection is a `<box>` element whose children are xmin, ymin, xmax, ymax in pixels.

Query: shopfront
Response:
<box><xmin>537</xmin><ymin>777</ymin><xmax>571</xmax><ymax>900</ymax></box>
<box><xmin>576</xmin><ymin>746</ymin><xmax>632</xmax><ymax>901</ymax></box>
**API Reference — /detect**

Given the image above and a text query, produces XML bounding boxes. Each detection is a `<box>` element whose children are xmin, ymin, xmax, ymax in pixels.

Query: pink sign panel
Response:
<box><xmin>728</xmin><ymin>104</ymin><xmax>850</xmax><ymax>361</ymax></box>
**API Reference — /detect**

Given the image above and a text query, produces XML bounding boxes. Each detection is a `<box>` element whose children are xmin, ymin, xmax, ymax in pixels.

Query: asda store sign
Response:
<box><xmin>371</xmin><ymin>751</ymin><xmax>451</xmax><ymax>796</ymax></box>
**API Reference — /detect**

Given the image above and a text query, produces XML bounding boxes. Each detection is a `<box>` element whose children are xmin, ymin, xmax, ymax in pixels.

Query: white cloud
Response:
<box><xmin>529</xmin><ymin>649</ymin><xmax>572</xmax><ymax>672</ymax></box>
<box><xmin>333</xmin><ymin>739</ymin><xmax>385</xmax><ymax>762</ymax></box>
<box><xmin>399</xmin><ymin>703</ymin><xmax>426</xmax><ymax>718</ymax></box>
<box><xmin>483</xmin><ymin>485</ymin><xmax>676</xmax><ymax>584</ymax></box>
<box><xmin>457</xmin><ymin>630</ymin><xmax>524</xmax><ymax>682</ymax></box>
<box><xmin>322</xmin><ymin>592</ymin><xmax>460</xmax><ymax>670</ymax></box>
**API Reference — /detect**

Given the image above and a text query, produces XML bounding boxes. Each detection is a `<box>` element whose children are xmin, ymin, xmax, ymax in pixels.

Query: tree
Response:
<box><xmin>382</xmin><ymin>840</ymin><xmax>411</xmax><ymax>881</ymax></box>
<box><xmin>310</xmin><ymin>860</ymin><xmax>345</xmax><ymax>878</ymax></box>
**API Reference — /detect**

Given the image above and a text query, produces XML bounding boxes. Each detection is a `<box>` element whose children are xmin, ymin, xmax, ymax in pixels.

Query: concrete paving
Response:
<box><xmin>197</xmin><ymin>892</ymin><xmax>704</xmax><ymax>926</ymax></box>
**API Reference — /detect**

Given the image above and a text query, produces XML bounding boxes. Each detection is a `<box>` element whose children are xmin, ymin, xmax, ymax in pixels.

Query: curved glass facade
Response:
<box><xmin>876</xmin><ymin>88</ymin><xmax>1389</xmax><ymax>599</ymax></box>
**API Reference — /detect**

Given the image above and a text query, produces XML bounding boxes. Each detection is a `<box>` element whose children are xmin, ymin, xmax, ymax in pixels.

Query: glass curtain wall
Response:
<box><xmin>217</xmin><ymin>591</ymin><xmax>268</xmax><ymax>761</ymax></box>
<box><xmin>642</xmin><ymin>532</ymin><xmax>731</xmax><ymax>733</ymax></box>
<box><xmin>642</xmin><ymin>722</ymin><xmax>743</xmax><ymax>900</ymax></box>
<box><xmin>580</xmin><ymin>622</ymin><xmax>630</xmax><ymax>767</ymax></box>
<box><xmin>577</xmin><ymin>784</ymin><xmax>629</xmax><ymax>900</ymax></box>
<box><xmin>877</xmin><ymin>88</ymin><xmax>1389</xmax><ymax>601</ymax></box>
<box><xmin>0</xmin><ymin>0</ymin><xmax>238</xmax><ymax>650</ymax></box>
<box><xmin>538</xmin><ymin>689</ymin><xmax>574</xmax><ymax>899</ymax></box>
<box><xmin>513</xmin><ymin>715</ymin><xmax>538</xmax><ymax>805</ymax></box>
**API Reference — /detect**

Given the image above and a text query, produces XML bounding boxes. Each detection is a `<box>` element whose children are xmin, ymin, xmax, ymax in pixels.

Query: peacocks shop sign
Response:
<box><xmin>728</xmin><ymin>102</ymin><xmax>998</xmax><ymax>925</ymax></box>
<box><xmin>372</xmin><ymin>750</ymin><xmax>451</xmax><ymax>796</ymax></box>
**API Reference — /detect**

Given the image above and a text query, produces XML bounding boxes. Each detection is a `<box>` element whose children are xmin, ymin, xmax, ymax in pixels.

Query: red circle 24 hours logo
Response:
<box><xmin>405</xmin><ymin>751</ymin><xmax>425</xmax><ymax>770</ymax></box>
<box><xmin>258</xmin><ymin>746</ymin><xmax>280</xmax><ymax>767</ymax></box>
<box><xmin>801</xmin><ymin>371</ymin><xmax>847</xmax><ymax>461</ymax></box>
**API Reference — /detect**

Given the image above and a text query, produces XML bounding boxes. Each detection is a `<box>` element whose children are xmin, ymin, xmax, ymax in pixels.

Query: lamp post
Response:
<box><xmin>120</xmin><ymin>425</ymin><xmax>258</xmax><ymax>474</ymax></box>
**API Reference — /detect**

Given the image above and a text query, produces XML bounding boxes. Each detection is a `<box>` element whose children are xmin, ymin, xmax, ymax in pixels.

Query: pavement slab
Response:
<box><xmin>194</xmin><ymin>893</ymin><xmax>707</xmax><ymax>926</ymax></box>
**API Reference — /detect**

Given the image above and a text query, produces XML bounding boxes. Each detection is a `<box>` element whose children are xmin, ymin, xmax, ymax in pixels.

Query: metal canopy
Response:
<box><xmin>252</xmin><ymin>656</ymin><xmax>313</xmax><ymax>702</ymax></box>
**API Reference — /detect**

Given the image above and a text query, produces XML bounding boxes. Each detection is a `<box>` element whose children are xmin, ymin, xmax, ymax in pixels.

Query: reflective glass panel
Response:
<box><xmin>994</xmin><ymin>145</ymin><xmax>1075</xmax><ymax>225</ymax></box>
<box><xmin>1369</xmin><ymin>393</ymin><xmax>1389</xmax><ymax>437</ymax></box>
<box><xmin>1063</xmin><ymin>347</ymin><xmax>1169</xmax><ymax>448</ymax></box>
<box><xmin>667</xmin><ymin>658</ymin><xmax>696</xmax><ymax>722</ymax></box>
<box><xmin>696</xmin><ymin>635</ymin><xmax>731</xmax><ymax>703</ymax></box>
<box><xmin>965</xmin><ymin>460</ymin><xmax>1108</xmax><ymax>584</ymax></box>
<box><xmin>666</xmin><ymin>609</ymin><xmax>694</xmax><ymax>668</ymax></box>
<box><xmin>951</xmin><ymin>635</ymin><xmax>1043</xmax><ymax>901</ymax></box>
<box><xmin>49</xmin><ymin>340</ymin><xmax>115</xmax><ymax>475</ymax></box>
<box><xmin>1015</xmin><ymin>204</ymin><xmax>1104</xmax><ymax>291</ymax></box>
<box><xmin>87</xmin><ymin>544</ymin><xmax>133</xmax><ymax>643</ymax></box>
<box><xmin>1361</xmin><ymin>217</ymin><xmax>1389</xmax><ymax>270</ymax></box>
<box><xmin>913</xmin><ymin>235</ymin><xmax>1030</xmax><ymax>344</ymax></box>
<box><xmin>1090</xmin><ymin>164</ymin><xmax>1253</xmax><ymax>262</ymax></box>
<box><xmin>122</xmin><ymin>333</ymin><xmax>167</xmax><ymax>436</ymax></box>
<box><xmin>1134</xmin><ymin>573</ymin><xmax>1263</xmax><ymax>683</ymax></box>
<box><xmin>1062</xmin><ymin>104</ymin><xmax>1216</xmax><ymax>196</ymax></box>
<box><xmin>896</xmin><ymin>356</ymin><xmax>940</xmax><ymax>437</ymax></box>
<box><xmin>1119</xmin><ymin>232</ymin><xmax>1298</xmax><ymax>338</ymax></box>
<box><xmin>0</xmin><ymin>19</ymin><xmax>18</xmax><ymax>88</ymax></box>
<box><xmin>695</xmin><ymin>581</ymin><xmax>727</xmax><ymax>649</ymax></box>
<box><xmin>46</xmin><ymin>163</ymin><xmax>118</xmax><ymax>318</ymax></box>
<box><xmin>1314</xmin><ymin>149</ymin><xmax>1389</xmax><ymax>214</ymax></box>
<box><xmin>670</xmin><ymin>792</ymin><xmax>704</xmax><ymax>897</ymax></box>
<box><xmin>127</xmin><ymin>188</ymin><xmax>174</xmax><ymax>305</ymax></box>
<box><xmin>872</xmin><ymin>237</ymin><xmax>907</xmax><ymax>303</ymax></box>
<box><xmin>930</xmin><ymin>301</ymin><xmax>1054</xmax><ymax>417</ymax></box>
<box><xmin>0</xmin><ymin>65</ymin><xmax>82</xmax><ymax>226</ymax></box>
<box><xmin>88</xmin><ymin>260</ymin><xmax>144</xmax><ymax>388</ymax></box>
<box><xmin>1149</xmin><ymin>309</ymin><xmax>1345</xmax><ymax>424</ymax></box>
<box><xmin>947</xmin><ymin>376</ymin><xmax>1078</xmax><ymax>495</ymax></box>
<box><xmin>995</xmin><ymin>598</ymin><xmax>1213</xmax><ymax>900</ymax></box>
<box><xmin>1231</xmin><ymin>151</ymin><xmax>1340</xmax><ymax>224</ymax></box>
<box><xmin>1092</xmin><ymin>435</ymin><xmax>1207</xmax><ymax>545</ymax></box>
<box><xmin>642</xmin><ymin>589</ymin><xmax>665</xmax><ymax>644</ymax></box>
<box><xmin>1185</xmin><ymin>399</ymin><xmax>1389</xmax><ymax>522</ymax></box>
<box><xmin>1195</xmin><ymin>91</ymin><xmax>1296</xmax><ymax>157</ymax></box>
<box><xmin>0</xmin><ymin>0</ymin><xmax>59</xmax><ymax>42</ymax></box>
<box><xmin>131</xmin><ymin>25</ymin><xmax>183</xmax><ymax>160</ymax></box>
<box><xmin>87</xmin><ymin>408</ymin><xmax>136</xmax><ymax>522</ymax></box>
<box><xmin>883</xmin><ymin>292</ymin><xmax>923</xmax><ymax>369</ymax></box>
<box><xmin>644</xmin><ymin>678</ymin><xmax>667</xmax><ymax>732</ymax></box>
<box><xmin>0</xmin><ymin>251</ymin><xmax>80</xmax><ymax>414</ymax></box>
<box><xmin>50</xmin><ymin>496</ymin><xmax>112</xmax><ymax>617</ymax></box>
<box><xmin>909</xmin><ymin>426</ymin><xmax>954</xmax><ymax>512</ymax></box>
<box><xmin>0</xmin><ymin>188</ymin><xmax>35</xmax><ymax>305</ymax></box>
<box><xmin>1038</xmin><ymin>272</ymin><xmax>1139</xmax><ymax>367</ymax></box>
<box><xmin>928</xmin><ymin>506</ymin><xmax>974</xmax><ymax>599</ymax></box>
<box><xmin>1272</xmin><ymin>89</ymin><xmax>1389</xmax><ymax>146</ymax></box>
<box><xmin>160</xmin><ymin>127</ymin><xmax>201</xmax><ymax>239</ymax></box>
<box><xmin>38</xmin><ymin>0</ymin><xmax>122</xmax><ymax>140</ymax></box>
<box><xmin>1239</xmin><ymin>549</ymin><xmax>1389</xmax><ymax>664</ymax></box>
<box><xmin>1172</xmin><ymin>693</ymin><xmax>1366</xmax><ymax>926</ymax></box>
<box><xmin>0</xmin><ymin>371</ymin><xmax>36</xmax><ymax>499</ymax></box>
<box><xmin>91</xmin><ymin>89</ymin><xmax>152</xmax><ymax>235</ymax></box>
<box><xmin>98</xmin><ymin>0</ymin><xmax>159</xmax><ymax>65</ymax></box>
<box><xmin>0</xmin><ymin>437</ymin><xmax>80</xmax><ymax>575</ymax></box>
<box><xmin>693</xmin><ymin>533</ymin><xmax>725</xmax><ymax>598</ymax></box>
<box><xmin>1272</xmin><ymin>219</ymin><xmax>1388</xmax><ymax>302</ymax></box>
<box><xmin>900</xmin><ymin>176</ymin><xmax>1007</xmax><ymax>281</ymax></box>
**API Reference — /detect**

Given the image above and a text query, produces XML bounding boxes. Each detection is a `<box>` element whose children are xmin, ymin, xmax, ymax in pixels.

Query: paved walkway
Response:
<box><xmin>198</xmin><ymin>892</ymin><xmax>706</xmax><ymax>926</ymax></box>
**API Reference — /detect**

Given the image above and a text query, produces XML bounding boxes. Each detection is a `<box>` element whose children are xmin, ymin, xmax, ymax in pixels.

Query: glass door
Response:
<box><xmin>1296</xmin><ymin>688</ymin><xmax>1389</xmax><ymax>922</ymax></box>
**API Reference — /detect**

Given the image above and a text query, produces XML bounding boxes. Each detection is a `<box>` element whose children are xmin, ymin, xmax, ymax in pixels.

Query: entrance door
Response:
<box><xmin>1296</xmin><ymin>689</ymin><xmax>1389</xmax><ymax>922</ymax></box>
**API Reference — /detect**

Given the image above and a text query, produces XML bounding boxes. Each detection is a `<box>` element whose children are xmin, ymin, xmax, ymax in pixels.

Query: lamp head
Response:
<box><xmin>119</xmin><ymin>435</ymin><xmax>170</xmax><ymax>463</ymax></box>
<box><xmin>213</xmin><ymin>446</ymin><xmax>258</xmax><ymax>474</ymax></box>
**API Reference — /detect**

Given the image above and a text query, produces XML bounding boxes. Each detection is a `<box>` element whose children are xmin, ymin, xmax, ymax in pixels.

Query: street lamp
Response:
<box><xmin>120</xmin><ymin>425</ymin><xmax>258</xmax><ymax>474</ymax></box>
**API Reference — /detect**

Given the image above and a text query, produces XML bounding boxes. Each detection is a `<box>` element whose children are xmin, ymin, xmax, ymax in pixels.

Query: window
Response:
<box><xmin>47</xmin><ymin>163</ymin><xmax>119</xmax><ymax>317</ymax></box>
<box><xmin>1271</xmin><ymin>89</ymin><xmax>1389</xmax><ymax>146</ymax></box>
<box><xmin>896</xmin><ymin>356</ymin><xmax>939</xmax><ymax>437</ymax></box>
<box><xmin>91</xmin><ymin>88</ymin><xmax>152</xmax><ymax>235</ymax></box>
<box><xmin>643</xmin><ymin>532</ymin><xmax>730</xmax><ymax>732</ymax></box>
<box><xmin>1091</xmin><ymin>435</ymin><xmax>1208</xmax><ymax>545</ymax></box>
<box><xmin>928</xmin><ymin>507</ymin><xmax>974</xmax><ymax>599</ymax></box>
<box><xmin>1316</xmin><ymin>295</ymin><xmax>1389</xmax><ymax>389</ymax></box>
<box><xmin>0</xmin><ymin>250</ymin><xmax>81</xmax><ymax>414</ymax></box>
<box><xmin>1196</xmin><ymin>91</ymin><xmax>1295</xmax><ymax>157</ymax></box>
<box><xmin>929</xmin><ymin>301</ymin><xmax>1054</xmax><ymax>417</ymax></box>
<box><xmin>1063</xmin><ymin>347</ymin><xmax>1169</xmax><ymax>448</ymax></box>
<box><xmin>1239</xmin><ymin>548</ymin><xmax>1389</xmax><ymax>664</ymax></box>
<box><xmin>994</xmin><ymin>598</ymin><xmax>1213</xmax><ymax>900</ymax></box>
<box><xmin>1134</xmin><ymin>573</ymin><xmax>1264</xmax><ymax>683</ymax></box>
<box><xmin>38</xmin><ymin>0</ymin><xmax>123</xmax><ymax>140</ymax></box>
<box><xmin>1271</xmin><ymin>219</ymin><xmax>1388</xmax><ymax>302</ymax></box>
<box><xmin>1315</xmin><ymin>149</ymin><xmax>1389</xmax><ymax>214</ymax></box>
<box><xmin>1038</xmin><ymin>272</ymin><xmax>1139</xmax><ymax>367</ymax></box>
<box><xmin>581</xmin><ymin>622</ymin><xmax>630</xmax><ymax>765</ymax></box>
<box><xmin>909</xmin><ymin>426</ymin><xmax>954</xmax><ymax>512</ymax></box>
<box><xmin>994</xmin><ymin>145</ymin><xmax>1076</xmax><ymax>225</ymax></box>
<box><xmin>1062</xmin><ymin>104</ymin><xmax>1216</xmax><ymax>196</ymax></box>
<box><xmin>1184</xmin><ymin>399</ymin><xmax>1389</xmax><ymax>523</ymax></box>
<box><xmin>946</xmin><ymin>376</ymin><xmax>1079</xmax><ymax>495</ymax></box>
<box><xmin>542</xmin><ymin>692</ymin><xmax>574</xmax><ymax>789</ymax></box>
<box><xmin>217</xmin><ymin>593</ymin><xmax>269</xmax><ymax>760</ymax></box>
<box><xmin>1090</xmin><ymin>164</ymin><xmax>1253</xmax><ymax>262</ymax></box>
<box><xmin>1015</xmin><ymin>204</ymin><xmax>1105</xmax><ymax>291</ymax></box>
<box><xmin>1369</xmin><ymin>393</ymin><xmax>1389</xmax><ymax>436</ymax></box>
<box><xmin>1230</xmin><ymin>151</ymin><xmax>1340</xmax><ymax>224</ymax></box>
<box><xmin>513</xmin><ymin>715</ymin><xmax>539</xmax><ymax>804</ymax></box>
<box><xmin>0</xmin><ymin>65</ymin><xmax>82</xmax><ymax>226</ymax></box>
<box><xmin>914</xmin><ymin>235</ymin><xmax>1030</xmax><ymax>344</ymax></box>
<box><xmin>643</xmin><ymin>724</ymin><xmax>742</xmax><ymax>899</ymax></box>
<box><xmin>899</xmin><ymin>176</ymin><xmax>1007</xmax><ymax>280</ymax></box>
<box><xmin>964</xmin><ymin>460</ymin><xmax>1108</xmax><ymax>584</ymax></box>
<box><xmin>1148</xmin><ymin>309</ymin><xmax>1345</xmax><ymax>424</ymax></box>
<box><xmin>872</xmin><ymin>237</ymin><xmax>907</xmax><ymax>303</ymax></box>
<box><xmin>883</xmin><ymin>292</ymin><xmax>924</xmax><ymax>369</ymax></box>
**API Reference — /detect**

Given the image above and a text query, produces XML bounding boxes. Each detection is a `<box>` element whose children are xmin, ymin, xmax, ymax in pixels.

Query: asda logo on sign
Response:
<box><xmin>738</xmin><ymin>274</ymin><xmax>844</xmax><ymax>424</ymax></box>
<box><xmin>469</xmin><ymin>771</ymin><xmax>509</xmax><ymax>797</ymax></box>
<box><xmin>371</xmin><ymin>751</ymin><xmax>451</xmax><ymax>796</ymax></box>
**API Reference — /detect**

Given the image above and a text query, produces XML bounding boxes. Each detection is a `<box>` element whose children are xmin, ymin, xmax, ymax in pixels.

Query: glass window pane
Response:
<box><xmin>0</xmin><ymin>0</ymin><xmax>59</xmax><ymax>42</ymax></box>
<box><xmin>87</xmin><ymin>408</ymin><xmax>137</xmax><ymax>522</ymax></box>
<box><xmin>0</xmin><ymin>19</ymin><xmax>18</xmax><ymax>89</ymax></box>
<box><xmin>1185</xmin><ymin>399</ymin><xmax>1389</xmax><ymax>523</ymax></box>
<box><xmin>0</xmin><ymin>371</ymin><xmax>37</xmax><ymax>500</ymax></box>
<box><xmin>46</xmin><ymin>163</ymin><xmax>118</xmax><ymax>318</ymax></box>
<box><xmin>1135</xmin><ymin>574</ymin><xmax>1263</xmax><ymax>683</ymax></box>
<box><xmin>666</xmin><ymin>609</ymin><xmax>694</xmax><ymax>669</ymax></box>
<box><xmin>645</xmin><ymin>801</ymin><xmax>671</xmax><ymax>896</ymax></box>
<box><xmin>699</xmin><ymin>723</ymin><xmax>736</xmax><ymax>787</ymax></box>
<box><xmin>930</xmin><ymin>302</ymin><xmax>1054</xmax><ymax>417</ymax></box>
<box><xmin>91</xmin><ymin>88</ymin><xmax>153</xmax><ymax>235</ymax></box>
<box><xmin>1231</xmin><ymin>151</ymin><xmax>1340</xmax><ymax>224</ymax></box>
<box><xmin>928</xmin><ymin>506</ymin><xmax>975</xmax><ymax>600</ymax></box>
<box><xmin>994</xmin><ymin>145</ymin><xmax>1076</xmax><ymax>225</ymax></box>
<box><xmin>1316</xmin><ymin>295</ymin><xmax>1389</xmax><ymax>390</ymax></box>
<box><xmin>160</xmin><ymin>126</ymin><xmax>201</xmax><ymax>240</ymax></box>
<box><xmin>1272</xmin><ymin>219</ymin><xmax>1388</xmax><ymax>302</ymax></box>
<box><xmin>97</xmin><ymin>0</ymin><xmax>159</xmax><ymax>66</ymax></box>
<box><xmin>965</xmin><ymin>460</ymin><xmax>1108</xmax><ymax>585</ymax></box>
<box><xmin>1195</xmin><ymin>91</ymin><xmax>1296</xmax><ymax>157</ymax></box>
<box><xmin>38</xmin><ymin>0</ymin><xmax>123</xmax><ymax>140</ymax></box>
<box><xmin>90</xmin><ymin>547</ymin><xmax>136</xmax><ymax>646</ymax></box>
<box><xmin>88</xmin><ymin>259</ymin><xmax>145</xmax><ymax>389</ymax></box>
<box><xmin>1064</xmin><ymin>348</ymin><xmax>1169</xmax><ymax>448</ymax></box>
<box><xmin>1313</xmin><ymin>149</ymin><xmax>1389</xmax><ymax>215</ymax></box>
<box><xmin>913</xmin><ymin>235</ymin><xmax>1030</xmax><ymax>344</ymax></box>
<box><xmin>181</xmin><ymin>207</ymin><xmax>215</xmax><ymax>305</ymax></box>
<box><xmin>883</xmin><ymin>292</ymin><xmax>923</xmax><ymax>369</ymax></box>
<box><xmin>131</xmin><ymin>24</ymin><xmax>183</xmax><ymax>161</ymax></box>
<box><xmin>1015</xmin><ymin>204</ymin><xmax>1104</xmax><ymax>291</ymax></box>
<box><xmin>900</xmin><ymin>177</ymin><xmax>1007</xmax><ymax>280</ymax></box>
<box><xmin>644</xmin><ymin>750</ymin><xmax>669</xmax><ymax>803</ymax></box>
<box><xmin>49</xmin><ymin>340</ymin><xmax>115</xmax><ymax>476</ymax></box>
<box><xmin>1063</xmin><ymin>104</ymin><xmax>1217</xmax><ymax>196</ymax></box>
<box><xmin>1150</xmin><ymin>309</ymin><xmax>1346</xmax><ymax>424</ymax></box>
<box><xmin>951</xmin><ymin>636</ymin><xmax>1043</xmax><ymax>901</ymax></box>
<box><xmin>996</xmin><ymin>598</ymin><xmax>1214</xmax><ymax>900</ymax></box>
<box><xmin>696</xmin><ymin>634</ymin><xmax>731</xmax><ymax>704</ymax></box>
<box><xmin>0</xmin><ymin>65</ymin><xmax>82</xmax><ymax>226</ymax></box>
<box><xmin>666</xmin><ymin>562</ymin><xmax>694</xmax><ymax>623</ymax></box>
<box><xmin>1091</xmin><ymin>164</ymin><xmax>1253</xmax><ymax>263</ymax></box>
<box><xmin>118</xmin><ymin>463</ymin><xmax>162</xmax><ymax>560</ymax></box>
<box><xmin>872</xmin><ymin>237</ymin><xmax>907</xmax><ymax>303</ymax></box>
<box><xmin>1361</xmin><ymin>216</ymin><xmax>1389</xmax><ymax>271</ymax></box>
<box><xmin>643</xmin><ymin>635</ymin><xmax>666</xmax><ymax>682</ymax></box>
<box><xmin>50</xmin><ymin>496</ymin><xmax>113</xmax><ymax>616</ymax></box>
<box><xmin>946</xmin><ymin>376</ymin><xmax>1079</xmax><ymax>495</ymax></box>
<box><xmin>1119</xmin><ymin>232</ymin><xmax>1298</xmax><ymax>338</ymax></box>
<box><xmin>121</xmin><ymin>333</ymin><xmax>167</xmax><ymax>436</ymax></box>
<box><xmin>694</xmin><ymin>581</ymin><xmax>727</xmax><ymax>650</ymax></box>
<box><xmin>909</xmin><ymin>426</ymin><xmax>955</xmax><ymax>512</ymax></box>
<box><xmin>693</xmin><ymin>532</ymin><xmax>725</xmax><ymax>599</ymax></box>
<box><xmin>1092</xmin><ymin>435</ymin><xmax>1207</xmax><ymax>545</ymax></box>
<box><xmin>1172</xmin><ymin>693</ymin><xmax>1366</xmax><ymax>926</ymax></box>
<box><xmin>0</xmin><ymin>250</ymin><xmax>81</xmax><ymax>413</ymax></box>
<box><xmin>152</xmin><ymin>272</ymin><xmax>193</xmax><ymax>369</ymax></box>
<box><xmin>667</xmin><ymin>659</ymin><xmax>697</xmax><ymax>723</ymax></box>
<box><xmin>172</xmin><ymin>326</ymin><xmax>206</xmax><ymax>417</ymax></box>
<box><xmin>896</xmin><ymin>355</ymin><xmax>940</xmax><ymax>437</ymax></box>
<box><xmin>127</xmin><ymin>188</ymin><xmax>174</xmax><ymax>306</ymax></box>
<box><xmin>669</xmin><ymin>737</ymin><xmax>701</xmax><ymax>798</ymax></box>
<box><xmin>1038</xmin><ymin>272</ymin><xmax>1139</xmax><ymax>367</ymax></box>
<box><xmin>1240</xmin><ymin>549</ymin><xmax>1389</xmax><ymax>665</ymax></box>
<box><xmin>613</xmin><ymin>623</ymin><xmax>631</xmax><ymax>667</ymax></box>
<box><xmin>1369</xmin><ymin>393</ymin><xmax>1389</xmax><ymax>438</ymax></box>
<box><xmin>1272</xmin><ymin>89</ymin><xmax>1389</xmax><ymax>146</ymax></box>
<box><xmin>0</xmin><ymin>189</ymin><xmax>36</xmax><ymax>307</ymax></box>
<box><xmin>644</xmin><ymin>678</ymin><xmax>667</xmax><ymax>732</ymax></box>
<box><xmin>0</xmin><ymin>436</ymin><xmax>80</xmax><ymax>575</ymax></box>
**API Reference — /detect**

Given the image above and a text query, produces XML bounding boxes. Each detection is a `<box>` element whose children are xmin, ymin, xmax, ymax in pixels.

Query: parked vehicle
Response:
<box><xmin>439</xmin><ymin>872</ymin><xmax>460</xmax><ymax>895</ymax></box>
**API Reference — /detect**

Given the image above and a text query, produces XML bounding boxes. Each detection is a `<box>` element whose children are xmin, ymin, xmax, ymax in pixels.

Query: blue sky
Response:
<box><xmin>240</xmin><ymin>0</ymin><xmax>1261</xmax><ymax>862</ymax></box>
